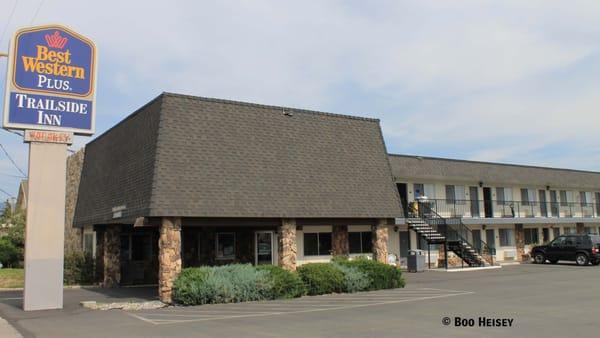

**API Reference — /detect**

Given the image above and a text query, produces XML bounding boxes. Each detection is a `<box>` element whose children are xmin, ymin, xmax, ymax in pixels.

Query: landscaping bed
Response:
<box><xmin>172</xmin><ymin>256</ymin><xmax>405</xmax><ymax>305</ymax></box>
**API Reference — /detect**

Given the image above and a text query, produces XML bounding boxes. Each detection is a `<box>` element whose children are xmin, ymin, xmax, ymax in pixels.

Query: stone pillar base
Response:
<box><xmin>372</xmin><ymin>219</ymin><xmax>389</xmax><ymax>263</ymax></box>
<box><xmin>515</xmin><ymin>224</ymin><xmax>525</xmax><ymax>262</ymax></box>
<box><xmin>278</xmin><ymin>219</ymin><xmax>297</xmax><ymax>271</ymax></box>
<box><xmin>332</xmin><ymin>225</ymin><xmax>349</xmax><ymax>257</ymax></box>
<box><xmin>159</xmin><ymin>217</ymin><xmax>182</xmax><ymax>304</ymax></box>
<box><xmin>103</xmin><ymin>225</ymin><xmax>121</xmax><ymax>287</ymax></box>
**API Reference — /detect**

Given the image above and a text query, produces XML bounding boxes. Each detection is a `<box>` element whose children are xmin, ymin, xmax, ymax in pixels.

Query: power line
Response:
<box><xmin>0</xmin><ymin>143</ymin><xmax>26</xmax><ymax>177</ymax></box>
<box><xmin>0</xmin><ymin>0</ymin><xmax>18</xmax><ymax>48</ymax></box>
<box><xmin>0</xmin><ymin>172</ymin><xmax>26</xmax><ymax>178</ymax></box>
<box><xmin>0</xmin><ymin>187</ymin><xmax>15</xmax><ymax>198</ymax></box>
<box><xmin>29</xmin><ymin>0</ymin><xmax>44</xmax><ymax>25</ymax></box>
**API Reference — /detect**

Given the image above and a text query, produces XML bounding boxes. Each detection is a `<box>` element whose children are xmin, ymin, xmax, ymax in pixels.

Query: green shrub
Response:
<box><xmin>332</xmin><ymin>263</ymin><xmax>370</xmax><ymax>293</ymax></box>
<box><xmin>0</xmin><ymin>237</ymin><xmax>21</xmax><ymax>268</ymax></box>
<box><xmin>256</xmin><ymin>265</ymin><xmax>306</xmax><ymax>299</ymax></box>
<box><xmin>63</xmin><ymin>251</ymin><xmax>95</xmax><ymax>285</ymax></box>
<box><xmin>297</xmin><ymin>263</ymin><xmax>345</xmax><ymax>295</ymax></box>
<box><xmin>338</xmin><ymin>257</ymin><xmax>405</xmax><ymax>290</ymax></box>
<box><xmin>173</xmin><ymin>264</ymin><xmax>271</xmax><ymax>305</ymax></box>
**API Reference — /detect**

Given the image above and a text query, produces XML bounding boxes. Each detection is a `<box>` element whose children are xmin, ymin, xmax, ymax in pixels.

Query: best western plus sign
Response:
<box><xmin>3</xmin><ymin>25</ymin><xmax>97</xmax><ymax>135</ymax></box>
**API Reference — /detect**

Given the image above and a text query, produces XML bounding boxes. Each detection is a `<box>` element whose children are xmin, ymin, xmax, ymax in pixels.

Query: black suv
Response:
<box><xmin>531</xmin><ymin>234</ymin><xmax>600</xmax><ymax>266</ymax></box>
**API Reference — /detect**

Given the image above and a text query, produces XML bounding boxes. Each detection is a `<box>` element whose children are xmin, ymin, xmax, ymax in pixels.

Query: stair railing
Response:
<box><xmin>409</xmin><ymin>201</ymin><xmax>495</xmax><ymax>266</ymax></box>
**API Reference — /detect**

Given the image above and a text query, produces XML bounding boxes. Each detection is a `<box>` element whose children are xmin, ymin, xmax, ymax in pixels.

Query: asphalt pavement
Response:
<box><xmin>0</xmin><ymin>263</ymin><xmax>598</xmax><ymax>338</ymax></box>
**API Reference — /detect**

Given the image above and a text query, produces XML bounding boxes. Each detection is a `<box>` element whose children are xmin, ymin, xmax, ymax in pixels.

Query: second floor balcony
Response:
<box><xmin>414</xmin><ymin>199</ymin><xmax>599</xmax><ymax>220</ymax></box>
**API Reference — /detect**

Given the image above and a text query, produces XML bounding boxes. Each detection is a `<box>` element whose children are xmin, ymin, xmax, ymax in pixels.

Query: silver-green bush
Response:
<box><xmin>173</xmin><ymin>264</ymin><xmax>272</xmax><ymax>305</ymax></box>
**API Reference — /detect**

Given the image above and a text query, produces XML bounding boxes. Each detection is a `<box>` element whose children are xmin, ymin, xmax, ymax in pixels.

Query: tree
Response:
<box><xmin>0</xmin><ymin>200</ymin><xmax>25</xmax><ymax>267</ymax></box>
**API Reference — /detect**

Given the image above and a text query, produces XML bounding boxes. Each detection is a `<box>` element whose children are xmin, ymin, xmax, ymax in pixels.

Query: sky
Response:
<box><xmin>1</xmin><ymin>0</ymin><xmax>600</xmax><ymax>198</ymax></box>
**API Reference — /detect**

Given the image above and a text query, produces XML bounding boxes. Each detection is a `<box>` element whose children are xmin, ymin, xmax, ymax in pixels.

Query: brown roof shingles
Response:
<box><xmin>73</xmin><ymin>93</ymin><xmax>403</xmax><ymax>226</ymax></box>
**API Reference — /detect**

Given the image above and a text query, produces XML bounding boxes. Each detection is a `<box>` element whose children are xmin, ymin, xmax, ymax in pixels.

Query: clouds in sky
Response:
<box><xmin>1</xmin><ymin>0</ymin><xmax>600</xmax><ymax>196</ymax></box>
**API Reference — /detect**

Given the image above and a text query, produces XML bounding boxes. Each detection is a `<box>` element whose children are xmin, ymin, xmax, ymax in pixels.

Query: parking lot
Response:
<box><xmin>126</xmin><ymin>287</ymin><xmax>472</xmax><ymax>325</ymax></box>
<box><xmin>1</xmin><ymin>263</ymin><xmax>599</xmax><ymax>337</ymax></box>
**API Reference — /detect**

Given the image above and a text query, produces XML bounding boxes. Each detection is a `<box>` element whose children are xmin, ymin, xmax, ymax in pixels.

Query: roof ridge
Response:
<box><xmin>388</xmin><ymin>153</ymin><xmax>600</xmax><ymax>175</ymax></box>
<box><xmin>162</xmin><ymin>92</ymin><xmax>380</xmax><ymax>123</ymax></box>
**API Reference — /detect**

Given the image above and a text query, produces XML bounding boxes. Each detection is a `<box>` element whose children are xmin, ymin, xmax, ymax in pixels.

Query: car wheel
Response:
<box><xmin>549</xmin><ymin>259</ymin><xmax>558</xmax><ymax>264</ymax></box>
<box><xmin>575</xmin><ymin>253</ymin><xmax>589</xmax><ymax>266</ymax></box>
<box><xmin>533</xmin><ymin>253</ymin><xmax>545</xmax><ymax>264</ymax></box>
<box><xmin>592</xmin><ymin>260</ymin><xmax>600</xmax><ymax>266</ymax></box>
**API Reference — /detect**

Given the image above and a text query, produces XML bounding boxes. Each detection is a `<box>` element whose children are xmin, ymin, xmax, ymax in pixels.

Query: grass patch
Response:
<box><xmin>0</xmin><ymin>268</ymin><xmax>24</xmax><ymax>288</ymax></box>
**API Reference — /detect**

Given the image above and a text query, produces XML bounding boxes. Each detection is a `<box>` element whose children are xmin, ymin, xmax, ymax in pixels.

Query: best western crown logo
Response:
<box><xmin>44</xmin><ymin>31</ymin><xmax>68</xmax><ymax>49</ymax></box>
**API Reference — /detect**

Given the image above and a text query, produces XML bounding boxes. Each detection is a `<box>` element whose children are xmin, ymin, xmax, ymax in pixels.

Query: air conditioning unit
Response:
<box><xmin>504</xmin><ymin>249</ymin><xmax>517</xmax><ymax>260</ymax></box>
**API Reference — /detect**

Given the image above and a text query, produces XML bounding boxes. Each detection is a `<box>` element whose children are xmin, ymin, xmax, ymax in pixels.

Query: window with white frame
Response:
<box><xmin>580</xmin><ymin>191</ymin><xmax>592</xmax><ymax>206</ymax></box>
<box><xmin>303</xmin><ymin>232</ymin><xmax>332</xmax><ymax>256</ymax></box>
<box><xmin>520</xmin><ymin>188</ymin><xmax>536</xmax><ymax>206</ymax></box>
<box><xmin>499</xmin><ymin>229</ymin><xmax>515</xmax><ymax>246</ymax></box>
<box><xmin>524</xmin><ymin>228</ymin><xmax>539</xmax><ymax>245</ymax></box>
<box><xmin>496</xmin><ymin>187</ymin><xmax>505</xmax><ymax>205</ymax></box>
<box><xmin>445</xmin><ymin>185</ymin><xmax>465</xmax><ymax>204</ymax></box>
<box><xmin>216</xmin><ymin>233</ymin><xmax>235</xmax><ymax>259</ymax></box>
<box><xmin>348</xmin><ymin>232</ymin><xmax>372</xmax><ymax>254</ymax></box>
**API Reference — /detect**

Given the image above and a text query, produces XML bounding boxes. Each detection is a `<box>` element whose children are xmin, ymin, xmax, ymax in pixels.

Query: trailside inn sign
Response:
<box><xmin>3</xmin><ymin>25</ymin><xmax>97</xmax><ymax>135</ymax></box>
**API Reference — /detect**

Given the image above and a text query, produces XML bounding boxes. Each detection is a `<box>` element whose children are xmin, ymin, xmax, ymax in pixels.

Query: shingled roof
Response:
<box><xmin>73</xmin><ymin>93</ymin><xmax>403</xmax><ymax>226</ymax></box>
<box><xmin>388</xmin><ymin>154</ymin><xmax>600</xmax><ymax>190</ymax></box>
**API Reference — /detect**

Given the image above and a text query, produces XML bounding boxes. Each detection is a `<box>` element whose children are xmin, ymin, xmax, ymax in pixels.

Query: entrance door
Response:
<box><xmin>399</xmin><ymin>231</ymin><xmax>410</xmax><ymax>258</ymax></box>
<box><xmin>483</xmin><ymin>187</ymin><xmax>493</xmax><ymax>218</ymax></box>
<box><xmin>472</xmin><ymin>229</ymin><xmax>482</xmax><ymax>251</ymax></box>
<box><xmin>539</xmin><ymin>190</ymin><xmax>548</xmax><ymax>217</ymax></box>
<box><xmin>470</xmin><ymin>186</ymin><xmax>480</xmax><ymax>217</ymax></box>
<box><xmin>255</xmin><ymin>231</ymin><xmax>274</xmax><ymax>265</ymax></box>
<box><xmin>486</xmin><ymin>229</ymin><xmax>495</xmax><ymax>249</ymax></box>
<box><xmin>396</xmin><ymin>183</ymin><xmax>409</xmax><ymax>217</ymax></box>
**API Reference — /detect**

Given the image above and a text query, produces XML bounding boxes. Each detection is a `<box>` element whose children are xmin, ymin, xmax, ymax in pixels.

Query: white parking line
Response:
<box><xmin>125</xmin><ymin>288</ymin><xmax>474</xmax><ymax>325</ymax></box>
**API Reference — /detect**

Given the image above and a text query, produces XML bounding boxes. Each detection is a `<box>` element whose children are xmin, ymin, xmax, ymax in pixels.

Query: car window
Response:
<box><xmin>564</xmin><ymin>237</ymin><xmax>575</xmax><ymax>246</ymax></box>
<box><xmin>551</xmin><ymin>237</ymin><xmax>565</xmax><ymax>246</ymax></box>
<box><xmin>590</xmin><ymin>235</ymin><xmax>600</xmax><ymax>245</ymax></box>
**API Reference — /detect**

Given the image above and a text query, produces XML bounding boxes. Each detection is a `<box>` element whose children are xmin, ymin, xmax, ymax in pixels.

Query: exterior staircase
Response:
<box><xmin>407</xmin><ymin>203</ymin><xmax>495</xmax><ymax>268</ymax></box>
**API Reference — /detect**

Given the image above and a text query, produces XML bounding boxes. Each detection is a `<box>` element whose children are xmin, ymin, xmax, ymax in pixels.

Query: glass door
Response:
<box><xmin>255</xmin><ymin>231</ymin><xmax>274</xmax><ymax>265</ymax></box>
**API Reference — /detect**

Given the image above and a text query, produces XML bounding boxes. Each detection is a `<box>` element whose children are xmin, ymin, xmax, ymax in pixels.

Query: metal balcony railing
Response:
<box><xmin>419</xmin><ymin>199</ymin><xmax>599</xmax><ymax>219</ymax></box>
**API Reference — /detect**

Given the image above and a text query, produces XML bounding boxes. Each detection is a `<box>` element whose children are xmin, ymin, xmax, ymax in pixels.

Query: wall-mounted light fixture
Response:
<box><xmin>479</xmin><ymin>181</ymin><xmax>483</xmax><ymax>187</ymax></box>
<box><xmin>546</xmin><ymin>185</ymin><xmax>550</xmax><ymax>190</ymax></box>
<box><xmin>393</xmin><ymin>226</ymin><xmax>399</xmax><ymax>232</ymax></box>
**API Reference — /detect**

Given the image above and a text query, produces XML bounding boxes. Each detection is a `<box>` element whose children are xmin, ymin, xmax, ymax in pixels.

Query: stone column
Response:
<box><xmin>515</xmin><ymin>224</ymin><xmax>525</xmax><ymax>262</ymax></box>
<box><xmin>159</xmin><ymin>217</ymin><xmax>182</xmax><ymax>304</ymax></box>
<box><xmin>278</xmin><ymin>218</ymin><xmax>297</xmax><ymax>271</ymax></box>
<box><xmin>372</xmin><ymin>219</ymin><xmax>389</xmax><ymax>263</ymax></box>
<box><xmin>576</xmin><ymin>223</ymin><xmax>585</xmax><ymax>234</ymax></box>
<box><xmin>103</xmin><ymin>225</ymin><xmax>121</xmax><ymax>287</ymax></box>
<box><xmin>332</xmin><ymin>225</ymin><xmax>349</xmax><ymax>257</ymax></box>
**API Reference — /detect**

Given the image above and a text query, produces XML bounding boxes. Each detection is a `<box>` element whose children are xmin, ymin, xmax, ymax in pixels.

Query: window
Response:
<box><xmin>414</xmin><ymin>183</ymin><xmax>435</xmax><ymax>199</ymax></box>
<box><xmin>585</xmin><ymin>227</ymin><xmax>597</xmax><ymax>235</ymax></box>
<box><xmin>413</xmin><ymin>183</ymin><xmax>424</xmax><ymax>199</ymax></box>
<box><xmin>563</xmin><ymin>227</ymin><xmax>576</xmax><ymax>234</ymax></box>
<box><xmin>445</xmin><ymin>185</ymin><xmax>455</xmax><ymax>204</ymax></box>
<box><xmin>580</xmin><ymin>191</ymin><xmax>592</xmax><ymax>206</ymax></box>
<box><xmin>216</xmin><ymin>233</ymin><xmax>235</xmax><ymax>259</ymax></box>
<box><xmin>83</xmin><ymin>233</ymin><xmax>94</xmax><ymax>256</ymax></box>
<box><xmin>520</xmin><ymin>189</ymin><xmax>530</xmax><ymax>205</ymax></box>
<box><xmin>499</xmin><ymin>229</ymin><xmax>515</xmax><ymax>246</ymax></box>
<box><xmin>496</xmin><ymin>187</ymin><xmax>505</xmax><ymax>205</ymax></box>
<box><xmin>559</xmin><ymin>190</ymin><xmax>568</xmax><ymax>206</ymax></box>
<box><xmin>524</xmin><ymin>228</ymin><xmax>539</xmax><ymax>245</ymax></box>
<box><xmin>303</xmin><ymin>232</ymin><xmax>332</xmax><ymax>256</ymax></box>
<box><xmin>348</xmin><ymin>232</ymin><xmax>372</xmax><ymax>254</ymax></box>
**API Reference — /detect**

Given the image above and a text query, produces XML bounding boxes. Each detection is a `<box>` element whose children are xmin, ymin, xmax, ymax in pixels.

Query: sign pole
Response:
<box><xmin>23</xmin><ymin>132</ymin><xmax>72</xmax><ymax>310</ymax></box>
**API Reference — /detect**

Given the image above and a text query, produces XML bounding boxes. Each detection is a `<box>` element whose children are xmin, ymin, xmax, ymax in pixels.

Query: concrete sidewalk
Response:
<box><xmin>0</xmin><ymin>316</ymin><xmax>22</xmax><ymax>338</ymax></box>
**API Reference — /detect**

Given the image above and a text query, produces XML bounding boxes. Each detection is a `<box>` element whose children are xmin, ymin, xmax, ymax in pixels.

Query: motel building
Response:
<box><xmin>72</xmin><ymin>93</ymin><xmax>600</xmax><ymax>302</ymax></box>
